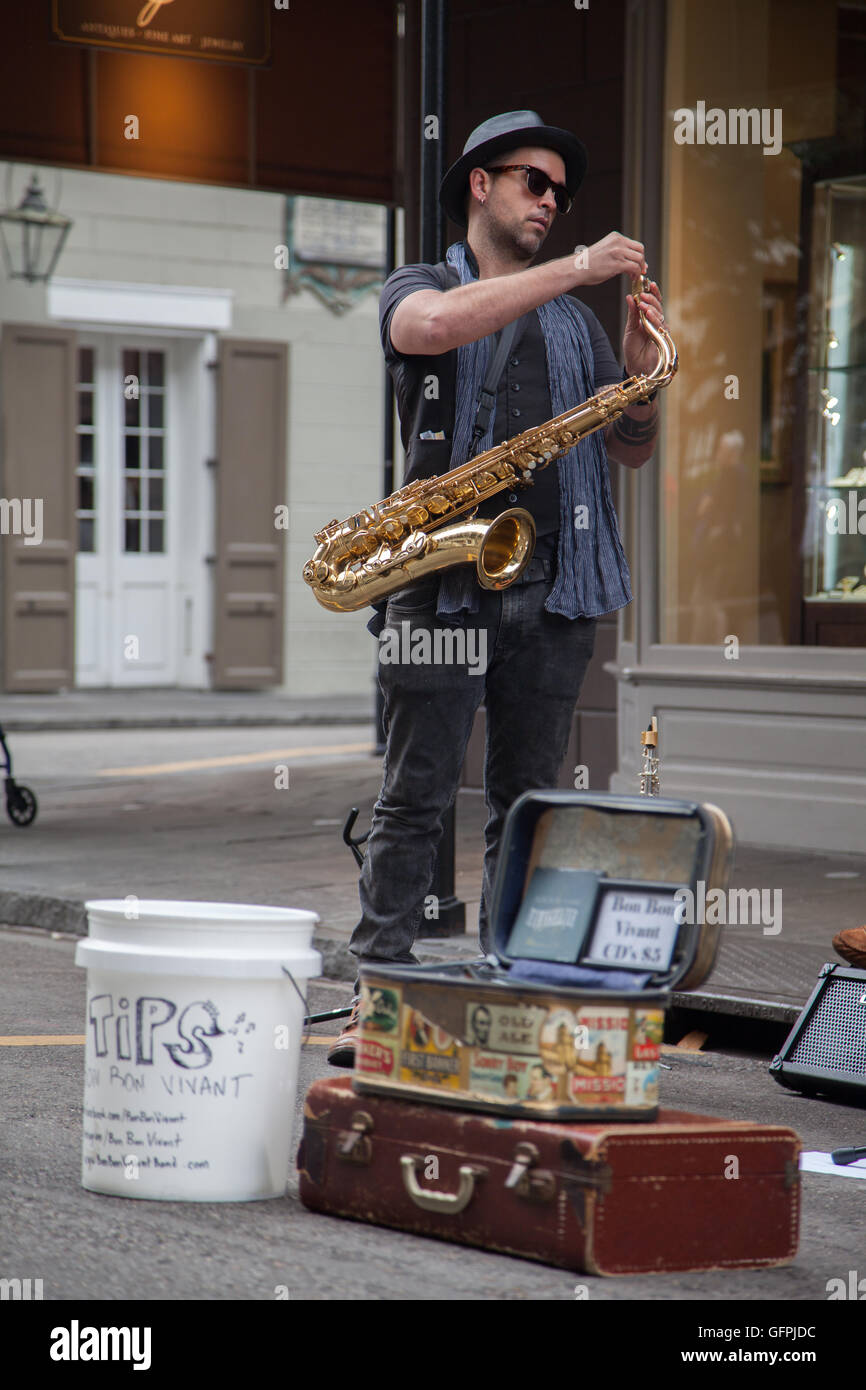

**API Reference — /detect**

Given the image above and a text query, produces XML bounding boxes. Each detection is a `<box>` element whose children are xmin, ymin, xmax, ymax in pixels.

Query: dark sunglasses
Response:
<box><xmin>483</xmin><ymin>164</ymin><xmax>573</xmax><ymax>215</ymax></box>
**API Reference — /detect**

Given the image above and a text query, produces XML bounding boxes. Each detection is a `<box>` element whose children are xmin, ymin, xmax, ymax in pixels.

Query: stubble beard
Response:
<box><xmin>486</xmin><ymin>208</ymin><xmax>547</xmax><ymax>267</ymax></box>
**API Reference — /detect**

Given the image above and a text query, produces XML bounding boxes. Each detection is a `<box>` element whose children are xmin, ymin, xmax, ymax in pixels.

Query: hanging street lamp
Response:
<box><xmin>0</xmin><ymin>171</ymin><xmax>73</xmax><ymax>284</ymax></box>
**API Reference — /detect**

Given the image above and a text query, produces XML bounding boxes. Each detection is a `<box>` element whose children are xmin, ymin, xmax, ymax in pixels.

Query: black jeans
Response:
<box><xmin>349</xmin><ymin>570</ymin><xmax>597</xmax><ymax>986</ymax></box>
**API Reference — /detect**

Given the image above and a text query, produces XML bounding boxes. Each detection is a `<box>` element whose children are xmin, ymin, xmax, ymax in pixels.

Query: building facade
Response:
<box><xmin>610</xmin><ymin>0</ymin><xmax>866</xmax><ymax>852</ymax></box>
<box><xmin>0</xmin><ymin>0</ymin><xmax>863</xmax><ymax>856</ymax></box>
<box><xmin>0</xmin><ymin>169</ymin><xmax>385</xmax><ymax>698</ymax></box>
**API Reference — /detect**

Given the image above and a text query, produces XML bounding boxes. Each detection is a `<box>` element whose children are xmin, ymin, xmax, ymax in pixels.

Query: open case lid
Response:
<box><xmin>489</xmin><ymin>791</ymin><xmax>734</xmax><ymax>993</ymax></box>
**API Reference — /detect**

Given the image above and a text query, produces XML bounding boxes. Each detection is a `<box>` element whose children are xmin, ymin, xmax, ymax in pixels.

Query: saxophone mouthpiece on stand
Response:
<box><xmin>639</xmin><ymin>717</ymin><xmax>660</xmax><ymax>797</ymax></box>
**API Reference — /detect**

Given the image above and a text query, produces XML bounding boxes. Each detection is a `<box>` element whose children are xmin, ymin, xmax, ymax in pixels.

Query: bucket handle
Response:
<box><xmin>281</xmin><ymin>965</ymin><xmax>313</xmax><ymax>1049</ymax></box>
<box><xmin>400</xmin><ymin>1155</ymin><xmax>487</xmax><ymax>1215</ymax></box>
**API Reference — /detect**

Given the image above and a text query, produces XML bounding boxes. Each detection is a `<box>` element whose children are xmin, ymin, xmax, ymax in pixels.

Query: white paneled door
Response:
<box><xmin>75</xmin><ymin>336</ymin><xmax>180</xmax><ymax>687</ymax></box>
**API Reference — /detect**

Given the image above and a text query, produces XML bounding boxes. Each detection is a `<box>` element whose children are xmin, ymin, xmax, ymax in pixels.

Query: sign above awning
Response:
<box><xmin>52</xmin><ymin>0</ymin><xmax>271</xmax><ymax>66</ymax></box>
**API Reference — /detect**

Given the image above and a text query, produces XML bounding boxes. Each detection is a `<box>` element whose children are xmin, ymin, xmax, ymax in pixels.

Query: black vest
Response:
<box><xmin>388</xmin><ymin>260</ymin><xmax>558</xmax><ymax>542</ymax></box>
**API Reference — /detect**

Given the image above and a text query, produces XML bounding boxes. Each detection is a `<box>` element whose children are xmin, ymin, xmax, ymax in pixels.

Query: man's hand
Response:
<box><xmin>622</xmin><ymin>280</ymin><xmax>666</xmax><ymax>377</ymax></box>
<box><xmin>606</xmin><ymin>280</ymin><xmax>666</xmax><ymax>469</ymax></box>
<box><xmin>572</xmin><ymin>231</ymin><xmax>646</xmax><ymax>286</ymax></box>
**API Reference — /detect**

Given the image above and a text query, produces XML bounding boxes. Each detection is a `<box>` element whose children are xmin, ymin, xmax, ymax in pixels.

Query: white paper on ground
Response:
<box><xmin>800</xmin><ymin>1150</ymin><xmax>866</xmax><ymax>1179</ymax></box>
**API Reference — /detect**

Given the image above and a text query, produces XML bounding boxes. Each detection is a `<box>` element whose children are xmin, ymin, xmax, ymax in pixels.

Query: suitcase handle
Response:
<box><xmin>400</xmin><ymin>1155</ymin><xmax>486</xmax><ymax>1214</ymax></box>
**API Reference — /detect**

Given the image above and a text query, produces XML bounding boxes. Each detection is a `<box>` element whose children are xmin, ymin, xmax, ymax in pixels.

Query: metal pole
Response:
<box><xmin>374</xmin><ymin>207</ymin><xmax>397</xmax><ymax>755</ymax></box>
<box><xmin>418</xmin><ymin>0</ymin><xmax>464</xmax><ymax>938</ymax></box>
<box><xmin>420</xmin><ymin>0</ymin><xmax>447</xmax><ymax>265</ymax></box>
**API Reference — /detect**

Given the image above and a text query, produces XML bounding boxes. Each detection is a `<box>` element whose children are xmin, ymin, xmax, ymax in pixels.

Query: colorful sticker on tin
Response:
<box><xmin>400</xmin><ymin>1009</ymin><xmax>461</xmax><ymax>1088</ymax></box>
<box><xmin>631</xmin><ymin>1011</ymin><xmax>663</xmax><ymax>1062</ymax></box>
<box><xmin>357</xmin><ymin>1037</ymin><xmax>396</xmax><ymax>1078</ymax></box>
<box><xmin>625</xmin><ymin>1060</ymin><xmax>659</xmax><ymax>1107</ymax></box>
<box><xmin>537</xmin><ymin>1007</ymin><xmax>580</xmax><ymax>1095</ymax></box>
<box><xmin>464</xmin><ymin>1002</ymin><xmax>548</xmax><ymax>1055</ymax></box>
<box><xmin>468</xmin><ymin>1050</ymin><xmax>554</xmax><ymax>1102</ymax></box>
<box><xmin>359</xmin><ymin>984</ymin><xmax>401</xmax><ymax>1035</ymax></box>
<box><xmin>537</xmin><ymin>1007</ymin><xmax>629</xmax><ymax>1104</ymax></box>
<box><xmin>569</xmin><ymin>1009</ymin><xmax>629</xmax><ymax>1102</ymax></box>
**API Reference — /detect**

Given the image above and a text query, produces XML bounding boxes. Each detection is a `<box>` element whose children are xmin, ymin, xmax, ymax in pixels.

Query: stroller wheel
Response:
<box><xmin>7</xmin><ymin>785</ymin><xmax>37</xmax><ymax>827</ymax></box>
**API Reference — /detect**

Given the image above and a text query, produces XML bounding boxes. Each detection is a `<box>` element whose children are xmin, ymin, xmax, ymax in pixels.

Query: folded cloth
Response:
<box><xmin>507</xmin><ymin>959</ymin><xmax>653</xmax><ymax>991</ymax></box>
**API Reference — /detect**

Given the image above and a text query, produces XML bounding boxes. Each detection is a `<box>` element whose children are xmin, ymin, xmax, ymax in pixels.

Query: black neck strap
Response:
<box><xmin>471</xmin><ymin>315</ymin><xmax>527</xmax><ymax>455</ymax></box>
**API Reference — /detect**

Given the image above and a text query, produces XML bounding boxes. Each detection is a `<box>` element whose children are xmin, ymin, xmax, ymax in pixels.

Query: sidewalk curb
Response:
<box><xmin>669</xmin><ymin>989</ymin><xmax>800</xmax><ymax>1027</ymax></box>
<box><xmin>0</xmin><ymin>895</ymin><xmax>366</xmax><ymax>985</ymax></box>
<box><xmin>0</xmin><ymin>898</ymin><xmax>482</xmax><ymax>995</ymax></box>
<box><xmin>1</xmin><ymin>890</ymin><xmax>805</xmax><ymax>1025</ymax></box>
<box><xmin>0</xmin><ymin>892</ymin><xmax>87</xmax><ymax>935</ymax></box>
<box><xmin>0</xmin><ymin>713</ymin><xmax>371</xmax><ymax>733</ymax></box>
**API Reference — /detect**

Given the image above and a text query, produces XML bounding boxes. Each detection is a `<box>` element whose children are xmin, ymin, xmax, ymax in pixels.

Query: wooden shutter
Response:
<box><xmin>212</xmin><ymin>339</ymin><xmax>287</xmax><ymax>688</ymax></box>
<box><xmin>1</xmin><ymin>324</ymin><xmax>76</xmax><ymax>692</ymax></box>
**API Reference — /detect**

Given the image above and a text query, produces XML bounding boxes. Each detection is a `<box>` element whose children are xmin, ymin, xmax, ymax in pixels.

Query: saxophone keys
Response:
<box><xmin>377</xmin><ymin>518</ymin><xmax>405</xmax><ymax>542</ymax></box>
<box><xmin>346</xmin><ymin>530</ymin><xmax>376</xmax><ymax>557</ymax></box>
<box><xmin>401</xmin><ymin>532</ymin><xmax>427</xmax><ymax>557</ymax></box>
<box><xmin>303</xmin><ymin>560</ymin><xmax>327</xmax><ymax>585</ymax></box>
<box><xmin>406</xmin><ymin>505</ymin><xmax>429</xmax><ymax>526</ymax></box>
<box><xmin>449</xmin><ymin>482</ymin><xmax>475</xmax><ymax>504</ymax></box>
<box><xmin>426</xmin><ymin>493</ymin><xmax>451</xmax><ymax>515</ymax></box>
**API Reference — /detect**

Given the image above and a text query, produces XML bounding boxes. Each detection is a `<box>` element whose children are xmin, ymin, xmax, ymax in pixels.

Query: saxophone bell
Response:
<box><xmin>475</xmin><ymin>507</ymin><xmax>536</xmax><ymax>590</ymax></box>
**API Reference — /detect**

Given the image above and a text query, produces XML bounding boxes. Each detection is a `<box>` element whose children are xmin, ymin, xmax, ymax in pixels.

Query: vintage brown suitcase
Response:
<box><xmin>355</xmin><ymin>791</ymin><xmax>734</xmax><ymax>1121</ymax></box>
<box><xmin>298</xmin><ymin>1077</ymin><xmax>801</xmax><ymax>1276</ymax></box>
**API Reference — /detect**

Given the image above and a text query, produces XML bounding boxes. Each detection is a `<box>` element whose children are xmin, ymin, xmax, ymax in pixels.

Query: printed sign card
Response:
<box><xmin>583</xmin><ymin>887</ymin><xmax>680</xmax><ymax>971</ymax></box>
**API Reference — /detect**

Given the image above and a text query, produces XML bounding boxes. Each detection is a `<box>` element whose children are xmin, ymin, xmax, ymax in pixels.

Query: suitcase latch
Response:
<box><xmin>337</xmin><ymin>1110</ymin><xmax>374</xmax><ymax>1166</ymax></box>
<box><xmin>505</xmin><ymin>1141</ymin><xmax>556</xmax><ymax>1204</ymax></box>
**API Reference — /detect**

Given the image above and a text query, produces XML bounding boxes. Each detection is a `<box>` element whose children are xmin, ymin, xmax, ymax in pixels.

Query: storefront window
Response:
<box><xmin>802</xmin><ymin>179</ymin><xmax>866</xmax><ymax>644</ymax></box>
<box><xmin>659</xmin><ymin>0</ymin><xmax>864</xmax><ymax>648</ymax></box>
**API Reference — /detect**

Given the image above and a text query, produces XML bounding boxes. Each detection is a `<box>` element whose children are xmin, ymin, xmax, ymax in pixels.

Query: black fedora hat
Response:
<box><xmin>439</xmin><ymin>109</ymin><xmax>588</xmax><ymax>228</ymax></box>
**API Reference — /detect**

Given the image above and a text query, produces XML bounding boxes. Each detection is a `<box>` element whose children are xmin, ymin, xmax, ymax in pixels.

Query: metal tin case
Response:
<box><xmin>488</xmin><ymin>791</ymin><xmax>734</xmax><ymax>992</ymax></box>
<box><xmin>355</xmin><ymin>792</ymin><xmax>733</xmax><ymax>1121</ymax></box>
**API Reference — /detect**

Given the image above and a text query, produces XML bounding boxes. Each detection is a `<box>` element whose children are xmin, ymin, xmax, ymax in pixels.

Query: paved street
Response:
<box><xmin>1</xmin><ymin>715</ymin><xmax>865</xmax><ymax>1306</ymax></box>
<box><xmin>0</xmin><ymin>723</ymin><xmax>476</xmax><ymax>961</ymax></box>
<box><xmin>2</xmin><ymin>722</ymin><xmax>865</xmax><ymax>1015</ymax></box>
<box><xmin>2</xmin><ymin>924</ymin><xmax>865</xmax><ymax>1303</ymax></box>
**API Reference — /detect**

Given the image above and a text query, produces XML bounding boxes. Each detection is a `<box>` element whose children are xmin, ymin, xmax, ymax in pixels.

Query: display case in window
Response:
<box><xmin>801</xmin><ymin>176</ymin><xmax>866</xmax><ymax>647</ymax></box>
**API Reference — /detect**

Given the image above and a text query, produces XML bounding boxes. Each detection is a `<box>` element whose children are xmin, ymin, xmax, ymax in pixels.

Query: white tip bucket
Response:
<box><xmin>74</xmin><ymin>900</ymin><xmax>320</xmax><ymax>1202</ymax></box>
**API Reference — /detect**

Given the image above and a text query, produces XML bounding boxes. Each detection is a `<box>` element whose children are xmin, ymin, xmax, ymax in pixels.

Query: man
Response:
<box><xmin>329</xmin><ymin>110</ymin><xmax>666</xmax><ymax>1067</ymax></box>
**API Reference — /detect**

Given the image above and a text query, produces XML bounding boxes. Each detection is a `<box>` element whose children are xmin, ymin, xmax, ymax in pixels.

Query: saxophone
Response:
<box><xmin>303</xmin><ymin>274</ymin><xmax>677</xmax><ymax>613</ymax></box>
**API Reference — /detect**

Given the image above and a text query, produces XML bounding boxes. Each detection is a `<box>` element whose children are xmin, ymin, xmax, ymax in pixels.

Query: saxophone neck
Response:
<box><xmin>630</xmin><ymin>270</ymin><xmax>678</xmax><ymax>390</ymax></box>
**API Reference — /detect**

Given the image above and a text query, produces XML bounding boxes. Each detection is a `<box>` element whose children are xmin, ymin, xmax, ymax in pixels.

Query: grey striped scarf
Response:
<box><xmin>436</xmin><ymin>239</ymin><xmax>632</xmax><ymax>623</ymax></box>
